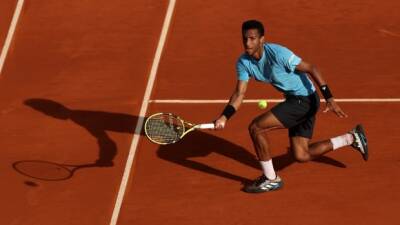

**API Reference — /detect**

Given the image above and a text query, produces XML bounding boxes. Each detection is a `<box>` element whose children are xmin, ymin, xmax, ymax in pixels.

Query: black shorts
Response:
<box><xmin>271</xmin><ymin>92</ymin><xmax>320</xmax><ymax>138</ymax></box>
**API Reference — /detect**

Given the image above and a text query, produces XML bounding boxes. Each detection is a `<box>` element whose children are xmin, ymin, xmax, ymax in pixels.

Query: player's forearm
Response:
<box><xmin>228</xmin><ymin>80</ymin><xmax>248</xmax><ymax>110</ymax></box>
<box><xmin>229</xmin><ymin>91</ymin><xmax>245</xmax><ymax>110</ymax></box>
<box><xmin>218</xmin><ymin>80</ymin><xmax>247</xmax><ymax>121</ymax></box>
<box><xmin>218</xmin><ymin>92</ymin><xmax>243</xmax><ymax>121</ymax></box>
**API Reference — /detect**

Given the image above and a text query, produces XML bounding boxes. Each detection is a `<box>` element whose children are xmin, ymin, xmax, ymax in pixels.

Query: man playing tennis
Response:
<box><xmin>214</xmin><ymin>20</ymin><xmax>368</xmax><ymax>193</ymax></box>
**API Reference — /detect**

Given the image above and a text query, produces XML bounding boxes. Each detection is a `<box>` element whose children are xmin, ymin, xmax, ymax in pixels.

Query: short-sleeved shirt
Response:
<box><xmin>236</xmin><ymin>43</ymin><xmax>315</xmax><ymax>96</ymax></box>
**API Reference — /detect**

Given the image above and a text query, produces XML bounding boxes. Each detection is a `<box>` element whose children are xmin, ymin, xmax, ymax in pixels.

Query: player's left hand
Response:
<box><xmin>323</xmin><ymin>98</ymin><xmax>348</xmax><ymax>118</ymax></box>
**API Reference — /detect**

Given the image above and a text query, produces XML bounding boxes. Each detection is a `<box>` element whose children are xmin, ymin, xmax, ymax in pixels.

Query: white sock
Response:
<box><xmin>330</xmin><ymin>133</ymin><xmax>354</xmax><ymax>150</ymax></box>
<box><xmin>260</xmin><ymin>160</ymin><xmax>276</xmax><ymax>180</ymax></box>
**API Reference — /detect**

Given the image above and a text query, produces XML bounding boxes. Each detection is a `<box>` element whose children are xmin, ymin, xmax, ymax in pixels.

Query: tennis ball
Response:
<box><xmin>258</xmin><ymin>100</ymin><xmax>268</xmax><ymax>109</ymax></box>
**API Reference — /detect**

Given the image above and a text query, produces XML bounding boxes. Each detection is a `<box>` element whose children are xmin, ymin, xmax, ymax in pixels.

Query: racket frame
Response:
<box><xmin>144</xmin><ymin>112</ymin><xmax>214</xmax><ymax>145</ymax></box>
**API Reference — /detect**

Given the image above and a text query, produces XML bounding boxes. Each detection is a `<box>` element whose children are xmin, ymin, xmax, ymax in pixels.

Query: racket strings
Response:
<box><xmin>145</xmin><ymin>113</ymin><xmax>185</xmax><ymax>144</ymax></box>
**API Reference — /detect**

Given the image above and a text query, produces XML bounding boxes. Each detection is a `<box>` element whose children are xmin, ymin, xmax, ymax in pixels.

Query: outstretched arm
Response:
<box><xmin>295</xmin><ymin>60</ymin><xmax>348</xmax><ymax>118</ymax></box>
<box><xmin>214</xmin><ymin>80</ymin><xmax>248</xmax><ymax>129</ymax></box>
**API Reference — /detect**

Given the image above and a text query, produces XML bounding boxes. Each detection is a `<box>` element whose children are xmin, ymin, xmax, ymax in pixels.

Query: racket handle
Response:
<box><xmin>196</xmin><ymin>123</ymin><xmax>215</xmax><ymax>129</ymax></box>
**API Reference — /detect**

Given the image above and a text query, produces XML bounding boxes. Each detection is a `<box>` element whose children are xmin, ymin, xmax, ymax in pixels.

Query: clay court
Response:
<box><xmin>1</xmin><ymin>0</ymin><xmax>400</xmax><ymax>225</ymax></box>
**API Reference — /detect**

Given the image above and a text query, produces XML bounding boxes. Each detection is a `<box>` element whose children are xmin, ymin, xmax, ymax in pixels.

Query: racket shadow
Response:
<box><xmin>15</xmin><ymin>98</ymin><xmax>147</xmax><ymax>181</ymax></box>
<box><xmin>13</xmin><ymin>160</ymin><xmax>98</xmax><ymax>181</ymax></box>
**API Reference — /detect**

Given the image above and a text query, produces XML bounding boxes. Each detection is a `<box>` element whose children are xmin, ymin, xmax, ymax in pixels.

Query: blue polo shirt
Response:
<box><xmin>236</xmin><ymin>43</ymin><xmax>315</xmax><ymax>96</ymax></box>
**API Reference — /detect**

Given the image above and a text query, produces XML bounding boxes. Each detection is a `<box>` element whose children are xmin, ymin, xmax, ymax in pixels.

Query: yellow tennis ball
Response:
<box><xmin>258</xmin><ymin>100</ymin><xmax>268</xmax><ymax>109</ymax></box>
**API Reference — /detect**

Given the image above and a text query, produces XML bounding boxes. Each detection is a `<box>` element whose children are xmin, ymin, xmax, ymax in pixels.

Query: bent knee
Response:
<box><xmin>292</xmin><ymin>148</ymin><xmax>311</xmax><ymax>163</ymax></box>
<box><xmin>248</xmin><ymin>121</ymin><xmax>265</xmax><ymax>136</ymax></box>
<box><xmin>248</xmin><ymin>122</ymin><xmax>258</xmax><ymax>133</ymax></box>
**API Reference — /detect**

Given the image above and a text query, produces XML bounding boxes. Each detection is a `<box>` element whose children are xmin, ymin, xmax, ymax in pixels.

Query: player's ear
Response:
<box><xmin>260</xmin><ymin>35</ymin><xmax>265</xmax><ymax>42</ymax></box>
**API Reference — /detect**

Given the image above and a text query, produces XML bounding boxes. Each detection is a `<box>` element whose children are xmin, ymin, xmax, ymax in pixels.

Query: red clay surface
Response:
<box><xmin>0</xmin><ymin>1</ymin><xmax>167</xmax><ymax>225</ymax></box>
<box><xmin>1</xmin><ymin>0</ymin><xmax>400</xmax><ymax>225</ymax></box>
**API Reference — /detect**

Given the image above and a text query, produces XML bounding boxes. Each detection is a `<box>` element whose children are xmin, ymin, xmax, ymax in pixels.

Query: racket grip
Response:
<box><xmin>197</xmin><ymin>123</ymin><xmax>215</xmax><ymax>129</ymax></box>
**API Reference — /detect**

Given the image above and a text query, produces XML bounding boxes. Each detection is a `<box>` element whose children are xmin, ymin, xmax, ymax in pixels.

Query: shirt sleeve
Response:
<box><xmin>236</xmin><ymin>59</ymin><xmax>250</xmax><ymax>81</ymax></box>
<box><xmin>275</xmin><ymin>46</ymin><xmax>302</xmax><ymax>72</ymax></box>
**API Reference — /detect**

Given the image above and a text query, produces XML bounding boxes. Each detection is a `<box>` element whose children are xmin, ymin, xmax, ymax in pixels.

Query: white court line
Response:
<box><xmin>0</xmin><ymin>0</ymin><xmax>24</xmax><ymax>76</ymax></box>
<box><xmin>109</xmin><ymin>1</ymin><xmax>176</xmax><ymax>225</ymax></box>
<box><xmin>150</xmin><ymin>98</ymin><xmax>400</xmax><ymax>103</ymax></box>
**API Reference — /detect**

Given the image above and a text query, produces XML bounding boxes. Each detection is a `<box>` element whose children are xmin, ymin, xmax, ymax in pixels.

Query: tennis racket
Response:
<box><xmin>144</xmin><ymin>112</ymin><xmax>215</xmax><ymax>145</ymax></box>
<box><xmin>13</xmin><ymin>160</ymin><xmax>97</xmax><ymax>181</ymax></box>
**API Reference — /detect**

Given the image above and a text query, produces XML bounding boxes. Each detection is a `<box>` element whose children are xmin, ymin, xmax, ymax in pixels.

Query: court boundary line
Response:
<box><xmin>0</xmin><ymin>0</ymin><xmax>24</xmax><ymax>76</ymax></box>
<box><xmin>150</xmin><ymin>98</ymin><xmax>400</xmax><ymax>103</ymax></box>
<box><xmin>109</xmin><ymin>1</ymin><xmax>176</xmax><ymax>225</ymax></box>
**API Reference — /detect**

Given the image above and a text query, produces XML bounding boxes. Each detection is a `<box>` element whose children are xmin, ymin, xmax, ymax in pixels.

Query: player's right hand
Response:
<box><xmin>214</xmin><ymin>116</ymin><xmax>227</xmax><ymax>129</ymax></box>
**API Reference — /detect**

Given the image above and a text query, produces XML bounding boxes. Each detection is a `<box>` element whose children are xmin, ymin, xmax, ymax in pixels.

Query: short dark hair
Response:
<box><xmin>242</xmin><ymin>20</ymin><xmax>264</xmax><ymax>36</ymax></box>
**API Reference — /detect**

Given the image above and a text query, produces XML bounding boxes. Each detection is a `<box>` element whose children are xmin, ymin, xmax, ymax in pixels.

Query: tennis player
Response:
<box><xmin>214</xmin><ymin>20</ymin><xmax>368</xmax><ymax>193</ymax></box>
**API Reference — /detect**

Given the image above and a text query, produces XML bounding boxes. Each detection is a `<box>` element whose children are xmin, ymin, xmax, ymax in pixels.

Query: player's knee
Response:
<box><xmin>248</xmin><ymin>122</ymin><xmax>261</xmax><ymax>136</ymax></box>
<box><xmin>294</xmin><ymin>152</ymin><xmax>311</xmax><ymax>162</ymax></box>
<box><xmin>292</xmin><ymin>147</ymin><xmax>311</xmax><ymax>163</ymax></box>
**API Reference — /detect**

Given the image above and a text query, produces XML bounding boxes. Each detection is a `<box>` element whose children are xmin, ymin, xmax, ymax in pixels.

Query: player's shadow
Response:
<box><xmin>23</xmin><ymin>98</ymin><xmax>139</xmax><ymax>168</ymax></box>
<box><xmin>22</xmin><ymin>98</ymin><xmax>345</xmax><ymax>183</ymax></box>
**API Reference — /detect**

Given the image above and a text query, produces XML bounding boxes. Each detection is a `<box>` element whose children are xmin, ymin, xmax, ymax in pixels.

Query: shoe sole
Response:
<box><xmin>243</xmin><ymin>182</ymin><xmax>284</xmax><ymax>193</ymax></box>
<box><xmin>354</xmin><ymin>124</ymin><xmax>368</xmax><ymax>161</ymax></box>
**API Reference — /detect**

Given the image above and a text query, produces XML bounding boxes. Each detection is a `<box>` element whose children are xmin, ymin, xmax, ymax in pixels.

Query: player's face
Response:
<box><xmin>242</xmin><ymin>29</ymin><xmax>264</xmax><ymax>58</ymax></box>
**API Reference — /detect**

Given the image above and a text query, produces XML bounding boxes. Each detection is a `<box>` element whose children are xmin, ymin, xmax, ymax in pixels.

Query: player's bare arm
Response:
<box><xmin>295</xmin><ymin>60</ymin><xmax>348</xmax><ymax>118</ymax></box>
<box><xmin>214</xmin><ymin>80</ymin><xmax>248</xmax><ymax>129</ymax></box>
<box><xmin>228</xmin><ymin>80</ymin><xmax>248</xmax><ymax>109</ymax></box>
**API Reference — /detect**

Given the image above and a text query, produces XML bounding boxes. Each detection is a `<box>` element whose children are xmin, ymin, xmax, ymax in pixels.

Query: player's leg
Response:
<box><xmin>289</xmin><ymin>118</ymin><xmax>368</xmax><ymax>162</ymax></box>
<box><xmin>244</xmin><ymin>93</ymin><xmax>320</xmax><ymax>193</ymax></box>
<box><xmin>290</xmin><ymin>126</ymin><xmax>368</xmax><ymax>161</ymax></box>
<box><xmin>288</xmin><ymin>112</ymin><xmax>333</xmax><ymax>162</ymax></box>
<box><xmin>244</xmin><ymin>108</ymin><xmax>287</xmax><ymax>193</ymax></box>
<box><xmin>248</xmin><ymin>111</ymin><xmax>284</xmax><ymax>161</ymax></box>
